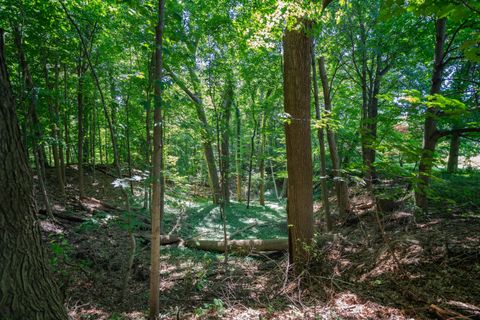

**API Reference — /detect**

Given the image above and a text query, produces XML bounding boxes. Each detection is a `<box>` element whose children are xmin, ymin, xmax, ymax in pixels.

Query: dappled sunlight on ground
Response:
<box><xmin>39</xmin><ymin>219</ymin><xmax>65</xmax><ymax>234</ymax></box>
<box><xmin>161</xmin><ymin>199</ymin><xmax>287</xmax><ymax>241</ymax></box>
<box><xmin>34</xmin><ymin>166</ymin><xmax>480</xmax><ymax>319</ymax></box>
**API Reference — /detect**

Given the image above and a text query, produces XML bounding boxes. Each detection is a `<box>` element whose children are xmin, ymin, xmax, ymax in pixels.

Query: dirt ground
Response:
<box><xmin>35</xmin><ymin>166</ymin><xmax>480</xmax><ymax>319</ymax></box>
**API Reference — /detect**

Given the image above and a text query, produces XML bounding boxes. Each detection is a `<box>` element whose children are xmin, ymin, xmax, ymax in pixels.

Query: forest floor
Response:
<box><xmin>36</xmin><ymin>165</ymin><xmax>480</xmax><ymax>319</ymax></box>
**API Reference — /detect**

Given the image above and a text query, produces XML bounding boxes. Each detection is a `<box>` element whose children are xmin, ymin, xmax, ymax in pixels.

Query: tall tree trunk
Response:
<box><xmin>193</xmin><ymin>101</ymin><xmax>221</xmax><ymax>204</ymax></box>
<box><xmin>12</xmin><ymin>25</ymin><xmax>47</xmax><ymax>167</ymax></box>
<box><xmin>365</xmin><ymin>54</ymin><xmax>383</xmax><ymax>184</ymax></box>
<box><xmin>149</xmin><ymin>0</ymin><xmax>165</xmax><ymax>317</ymax></box>
<box><xmin>125</xmin><ymin>95</ymin><xmax>134</xmax><ymax>193</ymax></box>
<box><xmin>98</xmin><ymin>108</ymin><xmax>103</xmax><ymax>165</ymax></box>
<box><xmin>202</xmin><ymin>129</ymin><xmax>222</xmax><ymax>204</ymax></box>
<box><xmin>105</xmin><ymin>127</ymin><xmax>109</xmax><ymax>164</ymax></box>
<box><xmin>283</xmin><ymin>21</ymin><xmax>314</xmax><ymax>267</ymax></box>
<box><xmin>281</xmin><ymin>177</ymin><xmax>288</xmax><ymax>198</ymax></box>
<box><xmin>318</xmin><ymin>56</ymin><xmax>350</xmax><ymax>218</ymax></box>
<box><xmin>311</xmin><ymin>46</ymin><xmax>332</xmax><ymax>231</ymax></box>
<box><xmin>59</xmin><ymin>3</ymin><xmax>122</xmax><ymax>180</ymax></box>
<box><xmin>109</xmin><ymin>79</ymin><xmax>120</xmax><ymax>167</ymax></box>
<box><xmin>145</xmin><ymin>95</ymin><xmax>152</xmax><ymax>209</ymax></box>
<box><xmin>259</xmin><ymin>112</ymin><xmax>267</xmax><ymax>206</ymax></box>
<box><xmin>144</xmin><ymin>52</ymin><xmax>155</xmax><ymax>211</ymax></box>
<box><xmin>0</xmin><ymin>28</ymin><xmax>68</xmax><ymax>320</ymax></box>
<box><xmin>77</xmin><ymin>52</ymin><xmax>86</xmax><ymax>199</ymax></box>
<box><xmin>246</xmin><ymin>112</ymin><xmax>258</xmax><ymax>209</ymax></box>
<box><xmin>221</xmin><ymin>80</ymin><xmax>233</xmax><ymax>204</ymax></box>
<box><xmin>13</xmin><ymin>25</ymin><xmax>52</xmax><ymax>217</ymax></box>
<box><xmin>358</xmin><ymin>20</ymin><xmax>373</xmax><ymax>188</ymax></box>
<box><xmin>44</xmin><ymin>61</ymin><xmax>66</xmax><ymax>198</ymax></box>
<box><xmin>166</xmin><ymin>69</ymin><xmax>221</xmax><ymax>204</ymax></box>
<box><xmin>92</xmin><ymin>90</ymin><xmax>97</xmax><ymax>181</ymax></box>
<box><xmin>84</xmin><ymin>103</ymin><xmax>90</xmax><ymax>166</ymax></box>
<box><xmin>447</xmin><ymin>133</ymin><xmax>460</xmax><ymax>173</ymax></box>
<box><xmin>415</xmin><ymin>18</ymin><xmax>447</xmax><ymax>211</ymax></box>
<box><xmin>269</xmin><ymin>159</ymin><xmax>279</xmax><ymax>200</ymax></box>
<box><xmin>63</xmin><ymin>64</ymin><xmax>71</xmax><ymax>167</ymax></box>
<box><xmin>34</xmin><ymin>145</ymin><xmax>53</xmax><ymax>218</ymax></box>
<box><xmin>235</xmin><ymin>103</ymin><xmax>242</xmax><ymax>202</ymax></box>
<box><xmin>55</xmin><ymin>63</ymin><xmax>67</xmax><ymax>193</ymax></box>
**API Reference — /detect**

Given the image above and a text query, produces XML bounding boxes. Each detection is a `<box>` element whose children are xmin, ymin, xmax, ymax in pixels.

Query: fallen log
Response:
<box><xmin>185</xmin><ymin>238</ymin><xmax>288</xmax><ymax>253</ymax></box>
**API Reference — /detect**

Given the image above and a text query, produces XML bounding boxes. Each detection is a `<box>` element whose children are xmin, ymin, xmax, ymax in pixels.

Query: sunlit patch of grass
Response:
<box><xmin>178</xmin><ymin>201</ymin><xmax>286</xmax><ymax>240</ymax></box>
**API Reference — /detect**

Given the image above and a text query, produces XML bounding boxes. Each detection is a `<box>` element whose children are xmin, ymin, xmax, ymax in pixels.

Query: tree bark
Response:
<box><xmin>318</xmin><ymin>56</ymin><xmax>350</xmax><ymax>218</ymax></box>
<box><xmin>246</xmin><ymin>111</ymin><xmax>259</xmax><ymax>209</ymax></box>
<box><xmin>92</xmin><ymin>89</ymin><xmax>97</xmax><ymax>181</ymax></box>
<box><xmin>269</xmin><ymin>159</ymin><xmax>279</xmax><ymax>200</ymax></box>
<box><xmin>221</xmin><ymin>80</ymin><xmax>234</xmax><ymax>204</ymax></box>
<box><xmin>63</xmin><ymin>64</ymin><xmax>70</xmax><ymax>167</ymax></box>
<box><xmin>415</xmin><ymin>18</ymin><xmax>447</xmax><ymax>211</ymax></box>
<box><xmin>125</xmin><ymin>94</ymin><xmax>134</xmax><ymax>193</ymax></box>
<box><xmin>55</xmin><ymin>63</ymin><xmax>67</xmax><ymax>194</ymax></box>
<box><xmin>235</xmin><ymin>103</ymin><xmax>242</xmax><ymax>202</ymax></box>
<box><xmin>281</xmin><ymin>177</ymin><xmax>288</xmax><ymax>198</ymax></box>
<box><xmin>44</xmin><ymin>61</ymin><xmax>66</xmax><ymax>198</ymax></box>
<box><xmin>259</xmin><ymin>112</ymin><xmax>267</xmax><ymax>206</ymax></box>
<box><xmin>312</xmin><ymin>46</ymin><xmax>332</xmax><ymax>231</ymax></box>
<box><xmin>365</xmin><ymin>55</ymin><xmax>382</xmax><ymax>184</ymax></box>
<box><xmin>447</xmin><ymin>133</ymin><xmax>460</xmax><ymax>173</ymax></box>
<box><xmin>0</xmin><ymin>28</ymin><xmax>68</xmax><ymax>320</ymax></box>
<box><xmin>283</xmin><ymin>21</ymin><xmax>314</xmax><ymax>267</ymax></box>
<box><xmin>109</xmin><ymin>78</ymin><xmax>120</xmax><ymax>167</ymax></box>
<box><xmin>149</xmin><ymin>0</ymin><xmax>165</xmax><ymax>317</ymax></box>
<box><xmin>77</xmin><ymin>50</ymin><xmax>86</xmax><ymax>199</ymax></box>
<box><xmin>359</xmin><ymin>20</ymin><xmax>370</xmax><ymax>187</ymax></box>
<box><xmin>144</xmin><ymin>53</ymin><xmax>154</xmax><ymax>210</ymax></box>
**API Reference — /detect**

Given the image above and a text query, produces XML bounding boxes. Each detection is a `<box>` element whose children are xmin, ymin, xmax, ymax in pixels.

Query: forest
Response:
<box><xmin>1</xmin><ymin>0</ymin><xmax>480</xmax><ymax>319</ymax></box>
